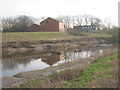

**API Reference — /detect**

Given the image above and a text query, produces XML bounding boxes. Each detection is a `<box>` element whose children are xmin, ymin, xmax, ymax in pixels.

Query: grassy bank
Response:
<box><xmin>63</xmin><ymin>54</ymin><xmax>118</xmax><ymax>88</ymax></box>
<box><xmin>17</xmin><ymin>53</ymin><xmax>118</xmax><ymax>88</ymax></box>
<box><xmin>2</xmin><ymin>32</ymin><xmax>112</xmax><ymax>43</ymax></box>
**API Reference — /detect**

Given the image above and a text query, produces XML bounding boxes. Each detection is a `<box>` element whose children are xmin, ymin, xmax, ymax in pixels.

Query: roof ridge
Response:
<box><xmin>47</xmin><ymin>17</ymin><xmax>64</xmax><ymax>23</ymax></box>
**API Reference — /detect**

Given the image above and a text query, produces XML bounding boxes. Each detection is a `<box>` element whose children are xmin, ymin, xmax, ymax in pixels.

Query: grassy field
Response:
<box><xmin>2</xmin><ymin>32</ymin><xmax>112</xmax><ymax>43</ymax></box>
<box><xmin>17</xmin><ymin>52</ymin><xmax>118</xmax><ymax>88</ymax></box>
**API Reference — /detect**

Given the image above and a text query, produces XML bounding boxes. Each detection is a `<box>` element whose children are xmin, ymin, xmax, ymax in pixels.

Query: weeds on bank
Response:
<box><xmin>63</xmin><ymin>54</ymin><xmax>118</xmax><ymax>88</ymax></box>
<box><xmin>17</xmin><ymin>53</ymin><xmax>118</xmax><ymax>88</ymax></box>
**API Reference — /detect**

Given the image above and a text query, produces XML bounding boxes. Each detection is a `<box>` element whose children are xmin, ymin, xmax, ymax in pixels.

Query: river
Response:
<box><xmin>1</xmin><ymin>44</ymin><xmax>114</xmax><ymax>78</ymax></box>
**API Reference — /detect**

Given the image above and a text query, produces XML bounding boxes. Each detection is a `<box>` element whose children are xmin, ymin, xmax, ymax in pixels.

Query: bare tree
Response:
<box><xmin>75</xmin><ymin>15</ymin><xmax>83</xmax><ymax>26</ymax></box>
<box><xmin>88</xmin><ymin>15</ymin><xmax>96</xmax><ymax>25</ymax></box>
<box><xmin>87</xmin><ymin>15</ymin><xmax>103</xmax><ymax>30</ymax></box>
<box><xmin>34</xmin><ymin>16</ymin><xmax>46</xmax><ymax>25</ymax></box>
<box><xmin>2</xmin><ymin>15</ymin><xmax>35</xmax><ymax>32</ymax></box>
<box><xmin>65</xmin><ymin>15</ymin><xmax>72</xmax><ymax>28</ymax></box>
<box><xmin>104</xmin><ymin>18</ymin><xmax>112</xmax><ymax>30</ymax></box>
<box><xmin>56</xmin><ymin>15</ymin><xmax>65</xmax><ymax>22</ymax></box>
<box><xmin>56</xmin><ymin>15</ymin><xmax>72</xmax><ymax>29</ymax></box>
<box><xmin>94</xmin><ymin>18</ymin><xmax>102</xmax><ymax>30</ymax></box>
<box><xmin>71</xmin><ymin>16</ymin><xmax>76</xmax><ymax>26</ymax></box>
<box><xmin>2</xmin><ymin>17</ymin><xmax>15</xmax><ymax>32</ymax></box>
<box><xmin>83</xmin><ymin>14</ymin><xmax>90</xmax><ymax>25</ymax></box>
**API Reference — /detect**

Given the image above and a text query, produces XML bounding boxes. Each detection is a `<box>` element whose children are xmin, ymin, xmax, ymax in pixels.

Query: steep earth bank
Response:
<box><xmin>2</xmin><ymin>37</ymin><xmax>111</xmax><ymax>57</ymax></box>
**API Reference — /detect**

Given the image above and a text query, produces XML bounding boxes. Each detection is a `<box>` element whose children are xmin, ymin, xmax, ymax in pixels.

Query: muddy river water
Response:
<box><xmin>1</xmin><ymin>44</ymin><xmax>114</xmax><ymax>78</ymax></box>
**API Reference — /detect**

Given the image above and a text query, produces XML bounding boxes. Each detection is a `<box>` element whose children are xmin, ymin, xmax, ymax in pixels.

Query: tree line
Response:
<box><xmin>1</xmin><ymin>15</ymin><xmax>115</xmax><ymax>32</ymax></box>
<box><xmin>56</xmin><ymin>15</ymin><xmax>114</xmax><ymax>30</ymax></box>
<box><xmin>1</xmin><ymin>15</ymin><xmax>35</xmax><ymax>32</ymax></box>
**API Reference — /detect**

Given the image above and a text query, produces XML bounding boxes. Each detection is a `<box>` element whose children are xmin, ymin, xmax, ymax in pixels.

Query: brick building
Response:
<box><xmin>29</xmin><ymin>24</ymin><xmax>40</xmax><ymax>32</ymax></box>
<box><xmin>29</xmin><ymin>17</ymin><xmax>66</xmax><ymax>32</ymax></box>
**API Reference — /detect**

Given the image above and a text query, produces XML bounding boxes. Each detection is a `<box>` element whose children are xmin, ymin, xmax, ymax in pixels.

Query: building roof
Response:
<box><xmin>31</xmin><ymin>24</ymin><xmax>40</xmax><ymax>26</ymax></box>
<box><xmin>41</xmin><ymin>17</ymin><xmax>64</xmax><ymax>23</ymax></box>
<box><xmin>74</xmin><ymin>25</ymin><xmax>96</xmax><ymax>27</ymax></box>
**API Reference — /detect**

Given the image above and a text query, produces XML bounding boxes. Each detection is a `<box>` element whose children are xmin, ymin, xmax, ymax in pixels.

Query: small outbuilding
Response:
<box><xmin>29</xmin><ymin>24</ymin><xmax>40</xmax><ymax>32</ymax></box>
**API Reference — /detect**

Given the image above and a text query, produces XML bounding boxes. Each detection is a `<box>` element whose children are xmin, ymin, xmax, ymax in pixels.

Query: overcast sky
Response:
<box><xmin>0</xmin><ymin>0</ymin><xmax>119</xmax><ymax>25</ymax></box>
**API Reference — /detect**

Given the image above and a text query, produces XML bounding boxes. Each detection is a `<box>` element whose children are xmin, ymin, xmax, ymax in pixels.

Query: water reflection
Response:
<box><xmin>1</xmin><ymin>58</ymin><xmax>49</xmax><ymax>77</ymax></box>
<box><xmin>52</xmin><ymin>49</ymin><xmax>104</xmax><ymax>66</ymax></box>
<box><xmin>2</xmin><ymin>49</ymin><xmax>107</xmax><ymax>77</ymax></box>
<box><xmin>41</xmin><ymin>54</ymin><xmax>65</xmax><ymax>66</ymax></box>
<box><xmin>2</xmin><ymin>58</ymin><xmax>34</xmax><ymax>70</ymax></box>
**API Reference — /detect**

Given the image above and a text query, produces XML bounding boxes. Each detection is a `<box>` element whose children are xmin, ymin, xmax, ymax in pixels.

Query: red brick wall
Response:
<box><xmin>29</xmin><ymin>24</ymin><xmax>40</xmax><ymax>32</ymax></box>
<box><xmin>40</xmin><ymin>18</ymin><xmax>59</xmax><ymax>32</ymax></box>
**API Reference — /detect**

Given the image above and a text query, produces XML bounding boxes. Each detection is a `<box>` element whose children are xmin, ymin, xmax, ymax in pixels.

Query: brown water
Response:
<box><xmin>1</xmin><ymin>44</ymin><xmax>114</xmax><ymax>77</ymax></box>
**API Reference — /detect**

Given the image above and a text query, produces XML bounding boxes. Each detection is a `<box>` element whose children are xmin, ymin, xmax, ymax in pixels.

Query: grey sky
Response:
<box><xmin>0</xmin><ymin>0</ymin><xmax>119</xmax><ymax>25</ymax></box>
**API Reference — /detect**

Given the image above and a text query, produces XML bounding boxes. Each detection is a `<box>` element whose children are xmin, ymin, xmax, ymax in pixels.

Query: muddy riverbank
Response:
<box><xmin>2</xmin><ymin>37</ymin><xmax>111</xmax><ymax>57</ymax></box>
<box><xmin>2</xmin><ymin>45</ymin><xmax>114</xmax><ymax>77</ymax></box>
<box><xmin>2</xmin><ymin>37</ymin><xmax>117</xmax><ymax>88</ymax></box>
